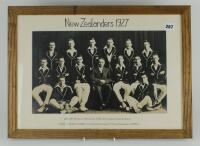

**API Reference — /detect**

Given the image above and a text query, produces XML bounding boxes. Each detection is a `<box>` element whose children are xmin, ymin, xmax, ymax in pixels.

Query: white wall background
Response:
<box><xmin>0</xmin><ymin>0</ymin><xmax>199</xmax><ymax>146</ymax></box>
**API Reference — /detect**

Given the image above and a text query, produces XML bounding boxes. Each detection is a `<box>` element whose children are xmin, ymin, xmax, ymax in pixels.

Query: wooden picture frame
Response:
<box><xmin>8</xmin><ymin>6</ymin><xmax>192</xmax><ymax>139</ymax></box>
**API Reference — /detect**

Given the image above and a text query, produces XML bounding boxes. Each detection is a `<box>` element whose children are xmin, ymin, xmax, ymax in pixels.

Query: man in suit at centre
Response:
<box><xmin>91</xmin><ymin>58</ymin><xmax>113</xmax><ymax>110</ymax></box>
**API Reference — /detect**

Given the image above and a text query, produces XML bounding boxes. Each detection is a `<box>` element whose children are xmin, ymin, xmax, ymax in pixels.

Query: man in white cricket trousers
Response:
<box><xmin>32</xmin><ymin>58</ymin><xmax>53</xmax><ymax>113</ymax></box>
<box><xmin>126</xmin><ymin>74</ymin><xmax>156</xmax><ymax>113</ymax></box>
<box><xmin>113</xmin><ymin>55</ymin><xmax>131</xmax><ymax>110</ymax></box>
<box><xmin>130</xmin><ymin>56</ymin><xmax>145</xmax><ymax>95</ymax></box>
<box><xmin>70</xmin><ymin>55</ymin><xmax>90</xmax><ymax>112</ymax></box>
<box><xmin>149</xmin><ymin>54</ymin><xmax>167</xmax><ymax>107</ymax></box>
<box><xmin>49</xmin><ymin>77</ymin><xmax>75</xmax><ymax>113</ymax></box>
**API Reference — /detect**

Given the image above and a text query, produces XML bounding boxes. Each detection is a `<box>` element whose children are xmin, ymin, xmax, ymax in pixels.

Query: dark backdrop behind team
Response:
<box><xmin>32</xmin><ymin>31</ymin><xmax>166</xmax><ymax>87</ymax></box>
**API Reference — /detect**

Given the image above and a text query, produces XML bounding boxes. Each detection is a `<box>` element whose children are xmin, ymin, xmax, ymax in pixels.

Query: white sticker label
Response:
<box><xmin>164</xmin><ymin>24</ymin><xmax>175</xmax><ymax>31</ymax></box>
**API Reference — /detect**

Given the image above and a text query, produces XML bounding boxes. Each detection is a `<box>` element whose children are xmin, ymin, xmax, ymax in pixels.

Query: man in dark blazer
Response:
<box><xmin>130</xmin><ymin>56</ymin><xmax>146</xmax><ymax>95</ymax></box>
<box><xmin>54</xmin><ymin>57</ymin><xmax>70</xmax><ymax>85</ymax></box>
<box><xmin>49</xmin><ymin>77</ymin><xmax>75</xmax><ymax>113</ymax></box>
<box><xmin>64</xmin><ymin>38</ymin><xmax>78</xmax><ymax>70</ymax></box>
<box><xmin>113</xmin><ymin>55</ymin><xmax>131</xmax><ymax>109</ymax></box>
<box><xmin>122</xmin><ymin>39</ymin><xmax>138</xmax><ymax>74</ymax></box>
<box><xmin>85</xmin><ymin>38</ymin><xmax>99</xmax><ymax>71</ymax></box>
<box><xmin>91</xmin><ymin>58</ymin><xmax>113</xmax><ymax>110</ymax></box>
<box><xmin>148</xmin><ymin>54</ymin><xmax>166</xmax><ymax>84</ymax></box>
<box><xmin>70</xmin><ymin>55</ymin><xmax>90</xmax><ymax>112</ymax></box>
<box><xmin>126</xmin><ymin>74</ymin><xmax>157</xmax><ymax>113</ymax></box>
<box><xmin>130</xmin><ymin>56</ymin><xmax>145</xmax><ymax>83</ymax></box>
<box><xmin>44</xmin><ymin>41</ymin><xmax>58</xmax><ymax>71</ymax></box>
<box><xmin>102</xmin><ymin>38</ymin><xmax>117</xmax><ymax>72</ymax></box>
<box><xmin>32</xmin><ymin>58</ymin><xmax>53</xmax><ymax>113</ymax></box>
<box><xmin>141</xmin><ymin>40</ymin><xmax>154</xmax><ymax>70</ymax></box>
<box><xmin>148</xmin><ymin>54</ymin><xmax>167</xmax><ymax>108</ymax></box>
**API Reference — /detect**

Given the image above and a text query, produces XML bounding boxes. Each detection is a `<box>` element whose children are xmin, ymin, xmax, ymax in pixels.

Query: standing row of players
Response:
<box><xmin>32</xmin><ymin>38</ymin><xmax>167</xmax><ymax>113</ymax></box>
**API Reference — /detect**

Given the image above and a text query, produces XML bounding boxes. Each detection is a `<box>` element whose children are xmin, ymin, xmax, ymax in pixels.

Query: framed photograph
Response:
<box><xmin>8</xmin><ymin>6</ymin><xmax>192</xmax><ymax>139</ymax></box>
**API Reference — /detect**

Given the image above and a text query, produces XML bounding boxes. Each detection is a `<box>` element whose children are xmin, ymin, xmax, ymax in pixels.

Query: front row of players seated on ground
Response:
<box><xmin>32</xmin><ymin>54</ymin><xmax>167</xmax><ymax>113</ymax></box>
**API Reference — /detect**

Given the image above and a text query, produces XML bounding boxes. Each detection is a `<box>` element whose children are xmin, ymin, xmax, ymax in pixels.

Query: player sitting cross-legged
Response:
<box><xmin>49</xmin><ymin>77</ymin><xmax>78</xmax><ymax>113</ymax></box>
<box><xmin>126</xmin><ymin>74</ymin><xmax>160</xmax><ymax>113</ymax></box>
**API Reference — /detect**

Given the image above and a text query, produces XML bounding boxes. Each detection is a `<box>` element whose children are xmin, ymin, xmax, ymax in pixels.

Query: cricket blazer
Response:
<box><xmin>52</xmin><ymin>84</ymin><xmax>74</xmax><ymax>102</ymax></box>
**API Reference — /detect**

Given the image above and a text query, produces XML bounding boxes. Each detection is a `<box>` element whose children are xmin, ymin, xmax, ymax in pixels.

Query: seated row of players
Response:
<box><xmin>32</xmin><ymin>38</ymin><xmax>167</xmax><ymax>113</ymax></box>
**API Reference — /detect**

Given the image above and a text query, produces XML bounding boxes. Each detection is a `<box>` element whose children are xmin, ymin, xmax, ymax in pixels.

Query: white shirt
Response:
<box><xmin>125</xmin><ymin>48</ymin><xmax>133</xmax><ymax>57</ymax></box>
<box><xmin>104</xmin><ymin>45</ymin><xmax>116</xmax><ymax>62</ymax></box>
<box><xmin>67</xmin><ymin>48</ymin><xmax>77</xmax><ymax>57</ymax></box>
<box><xmin>153</xmin><ymin>62</ymin><xmax>161</xmax><ymax>70</ymax></box>
<box><xmin>135</xmin><ymin>63</ymin><xmax>142</xmax><ymax>70</ymax></box>
<box><xmin>75</xmin><ymin>63</ymin><xmax>85</xmax><ymax>70</ymax></box>
<box><xmin>116</xmin><ymin>64</ymin><xmax>125</xmax><ymax>71</ymax></box>
<box><xmin>142</xmin><ymin>47</ymin><xmax>153</xmax><ymax>57</ymax></box>
<box><xmin>55</xmin><ymin>84</ymin><xmax>67</xmax><ymax>92</ymax></box>
<box><xmin>58</xmin><ymin>66</ymin><xmax>64</xmax><ymax>72</ymax></box>
<box><xmin>98</xmin><ymin>67</ymin><xmax>103</xmax><ymax>73</ymax></box>
<box><xmin>88</xmin><ymin>46</ymin><xmax>97</xmax><ymax>55</ymax></box>
<box><xmin>39</xmin><ymin>66</ymin><xmax>48</xmax><ymax>72</ymax></box>
<box><xmin>48</xmin><ymin>51</ymin><xmax>54</xmax><ymax>57</ymax></box>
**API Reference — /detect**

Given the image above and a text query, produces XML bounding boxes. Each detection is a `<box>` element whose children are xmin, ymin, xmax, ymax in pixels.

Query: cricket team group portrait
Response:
<box><xmin>32</xmin><ymin>31</ymin><xmax>167</xmax><ymax>114</ymax></box>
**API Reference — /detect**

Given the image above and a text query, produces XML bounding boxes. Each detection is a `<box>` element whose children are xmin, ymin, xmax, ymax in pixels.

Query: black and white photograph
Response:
<box><xmin>32</xmin><ymin>31</ymin><xmax>167</xmax><ymax>114</ymax></box>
